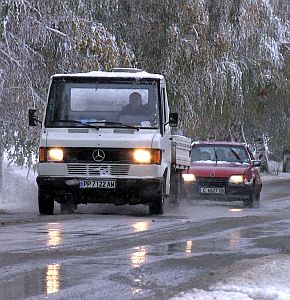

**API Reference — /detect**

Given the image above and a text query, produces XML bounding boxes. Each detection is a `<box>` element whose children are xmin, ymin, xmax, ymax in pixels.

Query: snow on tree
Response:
<box><xmin>0</xmin><ymin>0</ymin><xmax>134</xmax><ymax>168</ymax></box>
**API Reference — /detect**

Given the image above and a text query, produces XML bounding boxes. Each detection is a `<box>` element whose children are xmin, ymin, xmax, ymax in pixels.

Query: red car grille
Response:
<box><xmin>197</xmin><ymin>177</ymin><xmax>228</xmax><ymax>187</ymax></box>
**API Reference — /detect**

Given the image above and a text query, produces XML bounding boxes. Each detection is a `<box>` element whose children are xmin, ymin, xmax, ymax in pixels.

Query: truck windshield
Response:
<box><xmin>45</xmin><ymin>78</ymin><xmax>160</xmax><ymax>129</ymax></box>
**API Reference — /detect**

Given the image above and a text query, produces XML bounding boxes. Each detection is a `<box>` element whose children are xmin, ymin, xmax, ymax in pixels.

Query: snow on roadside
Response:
<box><xmin>0</xmin><ymin>162</ymin><xmax>37</xmax><ymax>212</ymax></box>
<box><xmin>261</xmin><ymin>160</ymin><xmax>290</xmax><ymax>183</ymax></box>
<box><xmin>261</xmin><ymin>171</ymin><xmax>290</xmax><ymax>183</ymax></box>
<box><xmin>172</xmin><ymin>254</ymin><xmax>290</xmax><ymax>300</ymax></box>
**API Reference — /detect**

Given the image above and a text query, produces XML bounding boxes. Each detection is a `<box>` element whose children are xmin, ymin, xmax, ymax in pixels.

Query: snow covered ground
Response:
<box><xmin>1</xmin><ymin>161</ymin><xmax>290</xmax><ymax>300</ymax></box>
<box><xmin>172</xmin><ymin>254</ymin><xmax>290</xmax><ymax>300</ymax></box>
<box><xmin>0</xmin><ymin>162</ymin><xmax>38</xmax><ymax>212</ymax></box>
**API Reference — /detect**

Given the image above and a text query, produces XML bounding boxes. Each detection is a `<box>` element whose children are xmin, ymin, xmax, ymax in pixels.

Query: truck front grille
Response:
<box><xmin>67</xmin><ymin>164</ymin><xmax>130</xmax><ymax>176</ymax></box>
<box><xmin>65</xmin><ymin>148</ymin><xmax>132</xmax><ymax>163</ymax></box>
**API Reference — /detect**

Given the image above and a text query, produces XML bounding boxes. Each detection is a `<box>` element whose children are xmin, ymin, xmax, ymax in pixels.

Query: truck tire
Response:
<box><xmin>149</xmin><ymin>181</ymin><xmax>165</xmax><ymax>215</ymax></box>
<box><xmin>169</xmin><ymin>169</ymin><xmax>182</xmax><ymax>208</ymax></box>
<box><xmin>38</xmin><ymin>189</ymin><xmax>54</xmax><ymax>215</ymax></box>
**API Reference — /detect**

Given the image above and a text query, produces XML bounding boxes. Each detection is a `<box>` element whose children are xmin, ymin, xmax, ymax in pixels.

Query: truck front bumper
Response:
<box><xmin>37</xmin><ymin>176</ymin><xmax>162</xmax><ymax>205</ymax></box>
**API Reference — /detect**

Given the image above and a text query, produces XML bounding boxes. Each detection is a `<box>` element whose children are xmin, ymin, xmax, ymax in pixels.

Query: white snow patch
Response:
<box><xmin>172</xmin><ymin>255</ymin><xmax>290</xmax><ymax>300</ymax></box>
<box><xmin>0</xmin><ymin>161</ymin><xmax>37</xmax><ymax>212</ymax></box>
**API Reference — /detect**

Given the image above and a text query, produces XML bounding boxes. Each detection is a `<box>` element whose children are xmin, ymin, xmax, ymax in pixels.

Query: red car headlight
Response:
<box><xmin>229</xmin><ymin>175</ymin><xmax>244</xmax><ymax>184</ymax></box>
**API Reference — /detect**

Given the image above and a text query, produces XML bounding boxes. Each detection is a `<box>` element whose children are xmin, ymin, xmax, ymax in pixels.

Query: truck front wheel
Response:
<box><xmin>38</xmin><ymin>189</ymin><xmax>54</xmax><ymax>215</ymax></box>
<box><xmin>149</xmin><ymin>181</ymin><xmax>165</xmax><ymax>215</ymax></box>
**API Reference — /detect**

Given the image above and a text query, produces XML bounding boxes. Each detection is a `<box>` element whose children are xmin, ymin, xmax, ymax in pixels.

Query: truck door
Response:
<box><xmin>161</xmin><ymin>86</ymin><xmax>171</xmax><ymax>194</ymax></box>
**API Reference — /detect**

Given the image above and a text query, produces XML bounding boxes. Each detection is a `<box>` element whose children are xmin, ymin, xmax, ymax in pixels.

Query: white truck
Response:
<box><xmin>29</xmin><ymin>68</ymin><xmax>191</xmax><ymax>215</ymax></box>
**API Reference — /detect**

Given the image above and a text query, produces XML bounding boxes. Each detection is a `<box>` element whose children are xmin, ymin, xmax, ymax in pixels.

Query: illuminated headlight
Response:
<box><xmin>229</xmin><ymin>175</ymin><xmax>244</xmax><ymax>184</ymax></box>
<box><xmin>182</xmin><ymin>173</ymin><xmax>196</xmax><ymax>182</ymax></box>
<box><xmin>133</xmin><ymin>149</ymin><xmax>152</xmax><ymax>163</ymax></box>
<box><xmin>47</xmin><ymin>148</ymin><xmax>64</xmax><ymax>161</ymax></box>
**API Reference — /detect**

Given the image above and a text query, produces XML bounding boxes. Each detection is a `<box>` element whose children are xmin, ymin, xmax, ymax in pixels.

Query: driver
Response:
<box><xmin>121</xmin><ymin>92</ymin><xmax>147</xmax><ymax>115</ymax></box>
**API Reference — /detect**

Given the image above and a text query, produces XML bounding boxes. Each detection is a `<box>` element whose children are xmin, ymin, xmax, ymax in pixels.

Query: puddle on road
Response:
<box><xmin>146</xmin><ymin>224</ymin><xmax>285</xmax><ymax>258</ymax></box>
<box><xmin>0</xmin><ymin>262</ymin><xmax>62</xmax><ymax>299</ymax></box>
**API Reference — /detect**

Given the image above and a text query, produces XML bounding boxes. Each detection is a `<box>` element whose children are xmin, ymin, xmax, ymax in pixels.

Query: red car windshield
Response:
<box><xmin>191</xmin><ymin>145</ymin><xmax>250</xmax><ymax>164</ymax></box>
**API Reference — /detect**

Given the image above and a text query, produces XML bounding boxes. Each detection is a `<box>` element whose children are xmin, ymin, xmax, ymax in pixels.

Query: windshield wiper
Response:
<box><xmin>230</xmin><ymin>148</ymin><xmax>243</xmax><ymax>163</ymax></box>
<box><xmin>53</xmin><ymin>119</ymin><xmax>100</xmax><ymax>130</ymax></box>
<box><xmin>214</xmin><ymin>147</ymin><xmax>218</xmax><ymax>164</ymax></box>
<box><xmin>86</xmin><ymin>120</ymin><xmax>140</xmax><ymax>130</ymax></box>
<box><xmin>53</xmin><ymin>119</ymin><xmax>141</xmax><ymax>130</ymax></box>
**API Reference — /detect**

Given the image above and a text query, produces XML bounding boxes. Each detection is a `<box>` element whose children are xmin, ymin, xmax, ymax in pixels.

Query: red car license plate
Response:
<box><xmin>199</xmin><ymin>187</ymin><xmax>225</xmax><ymax>194</ymax></box>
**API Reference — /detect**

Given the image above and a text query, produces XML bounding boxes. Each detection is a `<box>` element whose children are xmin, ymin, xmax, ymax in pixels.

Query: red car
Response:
<box><xmin>182</xmin><ymin>141</ymin><xmax>262</xmax><ymax>208</ymax></box>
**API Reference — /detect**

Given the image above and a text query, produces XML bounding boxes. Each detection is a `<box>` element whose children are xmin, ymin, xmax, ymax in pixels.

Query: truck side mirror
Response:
<box><xmin>29</xmin><ymin>109</ymin><xmax>39</xmax><ymax>126</ymax></box>
<box><xmin>169</xmin><ymin>113</ymin><xmax>178</xmax><ymax>127</ymax></box>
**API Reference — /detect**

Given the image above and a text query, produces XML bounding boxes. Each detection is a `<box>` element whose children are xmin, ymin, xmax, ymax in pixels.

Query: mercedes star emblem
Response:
<box><xmin>92</xmin><ymin>149</ymin><xmax>105</xmax><ymax>162</ymax></box>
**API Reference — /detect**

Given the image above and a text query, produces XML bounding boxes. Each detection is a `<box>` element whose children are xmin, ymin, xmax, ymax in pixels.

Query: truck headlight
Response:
<box><xmin>133</xmin><ymin>149</ymin><xmax>152</xmax><ymax>163</ymax></box>
<box><xmin>229</xmin><ymin>175</ymin><xmax>244</xmax><ymax>184</ymax></box>
<box><xmin>47</xmin><ymin>148</ymin><xmax>64</xmax><ymax>162</ymax></box>
<box><xmin>132</xmin><ymin>149</ymin><xmax>161</xmax><ymax>164</ymax></box>
<box><xmin>182</xmin><ymin>173</ymin><xmax>196</xmax><ymax>182</ymax></box>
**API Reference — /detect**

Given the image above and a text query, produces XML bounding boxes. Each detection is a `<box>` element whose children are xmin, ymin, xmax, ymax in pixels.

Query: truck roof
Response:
<box><xmin>52</xmin><ymin>68</ymin><xmax>165</xmax><ymax>81</ymax></box>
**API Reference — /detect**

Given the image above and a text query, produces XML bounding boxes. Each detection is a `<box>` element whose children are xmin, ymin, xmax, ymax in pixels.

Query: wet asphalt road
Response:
<box><xmin>1</xmin><ymin>179</ymin><xmax>290</xmax><ymax>300</ymax></box>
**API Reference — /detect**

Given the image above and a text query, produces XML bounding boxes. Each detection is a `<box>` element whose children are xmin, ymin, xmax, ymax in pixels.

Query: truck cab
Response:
<box><xmin>29</xmin><ymin>68</ymin><xmax>191</xmax><ymax>215</ymax></box>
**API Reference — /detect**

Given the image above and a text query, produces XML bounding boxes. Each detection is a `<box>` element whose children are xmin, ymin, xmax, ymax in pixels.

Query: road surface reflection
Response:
<box><xmin>46</xmin><ymin>263</ymin><xmax>61</xmax><ymax>295</ymax></box>
<box><xmin>186</xmin><ymin>240</ymin><xmax>193</xmax><ymax>253</ymax></box>
<box><xmin>132</xmin><ymin>221</ymin><xmax>150</xmax><ymax>232</ymax></box>
<box><xmin>47</xmin><ymin>223</ymin><xmax>62</xmax><ymax>249</ymax></box>
<box><xmin>130</xmin><ymin>245</ymin><xmax>147</xmax><ymax>268</ymax></box>
<box><xmin>229</xmin><ymin>230</ymin><xmax>241</xmax><ymax>250</ymax></box>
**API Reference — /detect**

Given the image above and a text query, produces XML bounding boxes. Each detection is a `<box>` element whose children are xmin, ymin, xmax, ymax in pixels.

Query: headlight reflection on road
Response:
<box><xmin>186</xmin><ymin>240</ymin><xmax>193</xmax><ymax>253</ymax></box>
<box><xmin>229</xmin><ymin>230</ymin><xmax>241</xmax><ymax>250</ymax></box>
<box><xmin>130</xmin><ymin>245</ymin><xmax>147</xmax><ymax>268</ymax></box>
<box><xmin>130</xmin><ymin>247</ymin><xmax>147</xmax><ymax>297</ymax></box>
<box><xmin>229</xmin><ymin>208</ymin><xmax>243</xmax><ymax>212</ymax></box>
<box><xmin>131</xmin><ymin>277</ymin><xmax>144</xmax><ymax>296</ymax></box>
<box><xmin>47</xmin><ymin>223</ymin><xmax>62</xmax><ymax>248</ymax></box>
<box><xmin>132</xmin><ymin>221</ymin><xmax>150</xmax><ymax>233</ymax></box>
<box><xmin>132</xmin><ymin>287</ymin><xmax>143</xmax><ymax>296</ymax></box>
<box><xmin>46</xmin><ymin>263</ymin><xmax>61</xmax><ymax>295</ymax></box>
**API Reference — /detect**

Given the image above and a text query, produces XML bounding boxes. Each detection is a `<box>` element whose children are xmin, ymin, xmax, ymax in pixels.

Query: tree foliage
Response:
<box><xmin>0</xmin><ymin>0</ymin><xmax>289</xmax><ymax>165</ymax></box>
<box><xmin>0</xmin><ymin>0</ymin><xmax>133</xmax><ymax>166</ymax></box>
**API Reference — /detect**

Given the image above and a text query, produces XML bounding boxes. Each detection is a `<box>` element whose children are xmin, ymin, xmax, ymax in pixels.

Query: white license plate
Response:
<box><xmin>199</xmin><ymin>187</ymin><xmax>225</xmax><ymax>194</ymax></box>
<box><xmin>80</xmin><ymin>180</ymin><xmax>116</xmax><ymax>189</ymax></box>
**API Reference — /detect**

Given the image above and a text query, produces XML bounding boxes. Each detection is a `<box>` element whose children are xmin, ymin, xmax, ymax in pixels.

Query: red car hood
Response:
<box><xmin>186</xmin><ymin>162</ymin><xmax>250</xmax><ymax>177</ymax></box>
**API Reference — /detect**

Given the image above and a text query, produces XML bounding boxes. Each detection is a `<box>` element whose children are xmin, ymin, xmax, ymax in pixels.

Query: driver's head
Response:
<box><xmin>129</xmin><ymin>92</ymin><xmax>142</xmax><ymax>106</ymax></box>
